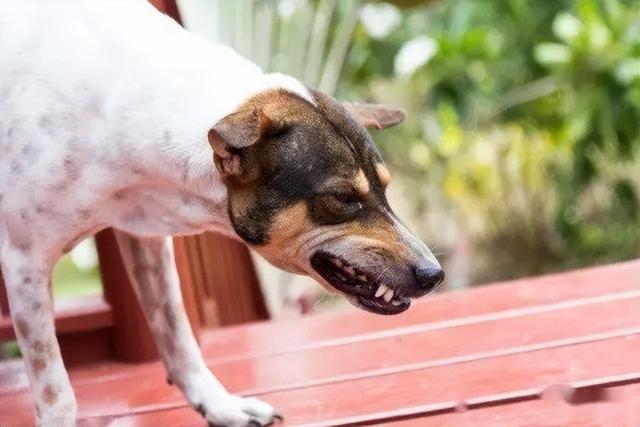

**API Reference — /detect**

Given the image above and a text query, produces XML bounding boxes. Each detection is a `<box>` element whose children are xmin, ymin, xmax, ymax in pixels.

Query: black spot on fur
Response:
<box><xmin>10</xmin><ymin>160</ymin><xmax>23</xmax><ymax>174</ymax></box>
<box><xmin>78</xmin><ymin>209</ymin><xmax>92</xmax><ymax>220</ymax></box>
<box><xmin>38</xmin><ymin>116</ymin><xmax>56</xmax><ymax>136</ymax></box>
<box><xmin>163</xmin><ymin>129</ymin><xmax>172</xmax><ymax>143</ymax></box>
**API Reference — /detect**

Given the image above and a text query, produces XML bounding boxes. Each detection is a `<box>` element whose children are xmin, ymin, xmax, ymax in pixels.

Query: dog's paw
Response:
<box><xmin>195</xmin><ymin>395</ymin><xmax>281</xmax><ymax>427</ymax></box>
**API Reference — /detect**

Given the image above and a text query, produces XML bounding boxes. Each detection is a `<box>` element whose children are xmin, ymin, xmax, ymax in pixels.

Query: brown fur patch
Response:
<box><xmin>31</xmin><ymin>357</ymin><xmax>46</xmax><ymax>376</ymax></box>
<box><xmin>254</xmin><ymin>201</ymin><xmax>312</xmax><ymax>267</ymax></box>
<box><xmin>265</xmin><ymin>202</ymin><xmax>311</xmax><ymax>248</ymax></box>
<box><xmin>15</xmin><ymin>316</ymin><xmax>30</xmax><ymax>339</ymax></box>
<box><xmin>112</xmin><ymin>189</ymin><xmax>127</xmax><ymax>200</ymax></box>
<box><xmin>163</xmin><ymin>302</ymin><xmax>179</xmax><ymax>333</ymax></box>
<box><xmin>376</xmin><ymin>163</ymin><xmax>391</xmax><ymax>187</ymax></box>
<box><xmin>353</xmin><ymin>170</ymin><xmax>370</xmax><ymax>196</ymax></box>
<box><xmin>42</xmin><ymin>384</ymin><xmax>58</xmax><ymax>405</ymax></box>
<box><xmin>33</xmin><ymin>340</ymin><xmax>46</xmax><ymax>353</ymax></box>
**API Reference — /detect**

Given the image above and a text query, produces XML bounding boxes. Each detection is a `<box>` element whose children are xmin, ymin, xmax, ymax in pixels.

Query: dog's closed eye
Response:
<box><xmin>309</xmin><ymin>191</ymin><xmax>364</xmax><ymax>225</ymax></box>
<box><xmin>331</xmin><ymin>191</ymin><xmax>362</xmax><ymax>207</ymax></box>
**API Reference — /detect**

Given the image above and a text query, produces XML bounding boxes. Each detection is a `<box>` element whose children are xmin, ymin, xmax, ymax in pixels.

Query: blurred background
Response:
<box><xmin>51</xmin><ymin>0</ymin><xmax>640</xmax><ymax>318</ymax></box>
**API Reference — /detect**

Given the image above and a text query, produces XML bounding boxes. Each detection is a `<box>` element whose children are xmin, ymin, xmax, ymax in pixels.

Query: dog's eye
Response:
<box><xmin>264</xmin><ymin>124</ymin><xmax>290</xmax><ymax>139</ymax></box>
<box><xmin>332</xmin><ymin>192</ymin><xmax>363</xmax><ymax>209</ymax></box>
<box><xmin>310</xmin><ymin>192</ymin><xmax>364</xmax><ymax>224</ymax></box>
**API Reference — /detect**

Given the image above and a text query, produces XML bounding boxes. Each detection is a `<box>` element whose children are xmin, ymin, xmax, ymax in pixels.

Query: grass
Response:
<box><xmin>52</xmin><ymin>254</ymin><xmax>102</xmax><ymax>298</ymax></box>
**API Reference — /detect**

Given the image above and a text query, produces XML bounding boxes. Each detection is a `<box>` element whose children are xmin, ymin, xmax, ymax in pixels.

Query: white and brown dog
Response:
<box><xmin>0</xmin><ymin>1</ymin><xmax>443</xmax><ymax>426</ymax></box>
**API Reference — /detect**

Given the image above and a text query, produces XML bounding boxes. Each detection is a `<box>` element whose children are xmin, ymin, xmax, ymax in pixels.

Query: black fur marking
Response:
<box><xmin>225</xmin><ymin>89</ymin><xmax>393</xmax><ymax>246</ymax></box>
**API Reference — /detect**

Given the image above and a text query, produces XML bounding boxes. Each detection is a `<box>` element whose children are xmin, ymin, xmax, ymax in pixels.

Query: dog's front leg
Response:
<box><xmin>1</xmin><ymin>244</ymin><xmax>76</xmax><ymax>427</ymax></box>
<box><xmin>114</xmin><ymin>231</ymin><xmax>278</xmax><ymax>427</ymax></box>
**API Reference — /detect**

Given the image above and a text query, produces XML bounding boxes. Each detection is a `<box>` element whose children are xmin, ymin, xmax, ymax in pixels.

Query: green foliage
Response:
<box><xmin>340</xmin><ymin>0</ymin><xmax>640</xmax><ymax>280</ymax></box>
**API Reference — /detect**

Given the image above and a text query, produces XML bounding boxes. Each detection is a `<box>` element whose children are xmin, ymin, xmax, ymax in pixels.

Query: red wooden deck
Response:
<box><xmin>1</xmin><ymin>260</ymin><xmax>639</xmax><ymax>426</ymax></box>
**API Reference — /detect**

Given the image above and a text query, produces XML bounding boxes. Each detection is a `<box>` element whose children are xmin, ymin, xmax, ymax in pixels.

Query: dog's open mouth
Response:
<box><xmin>310</xmin><ymin>251</ymin><xmax>411</xmax><ymax>315</ymax></box>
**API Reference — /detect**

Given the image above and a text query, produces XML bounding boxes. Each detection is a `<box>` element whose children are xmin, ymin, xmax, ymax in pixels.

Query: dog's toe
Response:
<box><xmin>198</xmin><ymin>394</ymin><xmax>280</xmax><ymax>427</ymax></box>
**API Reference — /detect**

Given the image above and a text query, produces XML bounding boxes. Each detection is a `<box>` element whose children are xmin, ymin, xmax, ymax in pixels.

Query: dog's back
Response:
<box><xmin>0</xmin><ymin>1</ymin><xmax>261</xmax><ymax>248</ymax></box>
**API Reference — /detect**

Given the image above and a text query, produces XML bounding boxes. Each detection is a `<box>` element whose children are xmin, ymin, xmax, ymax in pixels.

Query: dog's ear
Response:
<box><xmin>208</xmin><ymin>108</ymin><xmax>271</xmax><ymax>180</ymax></box>
<box><xmin>343</xmin><ymin>102</ymin><xmax>406</xmax><ymax>130</ymax></box>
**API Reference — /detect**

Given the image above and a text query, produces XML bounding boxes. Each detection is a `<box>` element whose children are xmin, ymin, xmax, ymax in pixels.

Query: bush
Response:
<box><xmin>340</xmin><ymin>0</ymin><xmax>640</xmax><ymax>282</ymax></box>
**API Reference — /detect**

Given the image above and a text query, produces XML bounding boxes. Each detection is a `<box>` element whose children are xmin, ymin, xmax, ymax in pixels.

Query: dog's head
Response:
<box><xmin>209</xmin><ymin>87</ymin><xmax>443</xmax><ymax>315</ymax></box>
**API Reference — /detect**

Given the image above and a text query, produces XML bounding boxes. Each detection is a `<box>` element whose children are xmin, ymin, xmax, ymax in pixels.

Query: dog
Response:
<box><xmin>0</xmin><ymin>1</ymin><xmax>443</xmax><ymax>426</ymax></box>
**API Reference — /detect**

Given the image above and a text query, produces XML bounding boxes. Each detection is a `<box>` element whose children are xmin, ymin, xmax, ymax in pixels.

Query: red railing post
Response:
<box><xmin>95</xmin><ymin>230</ymin><xmax>159</xmax><ymax>362</ymax></box>
<box><xmin>0</xmin><ymin>270</ymin><xmax>9</xmax><ymax>316</ymax></box>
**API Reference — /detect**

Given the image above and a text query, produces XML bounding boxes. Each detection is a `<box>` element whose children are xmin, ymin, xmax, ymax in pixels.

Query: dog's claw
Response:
<box><xmin>205</xmin><ymin>421</ymin><xmax>268</xmax><ymax>427</ymax></box>
<box><xmin>196</xmin><ymin>403</ymin><xmax>206</xmax><ymax>418</ymax></box>
<box><xmin>259</xmin><ymin>413</ymin><xmax>283</xmax><ymax>427</ymax></box>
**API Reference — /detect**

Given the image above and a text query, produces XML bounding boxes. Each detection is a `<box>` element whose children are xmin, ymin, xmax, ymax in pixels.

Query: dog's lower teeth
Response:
<box><xmin>392</xmin><ymin>299</ymin><xmax>402</xmax><ymax>306</ymax></box>
<box><xmin>383</xmin><ymin>288</ymin><xmax>394</xmax><ymax>303</ymax></box>
<box><xmin>336</xmin><ymin>273</ymin><xmax>347</xmax><ymax>281</ymax></box>
<box><xmin>375</xmin><ymin>284</ymin><xmax>389</xmax><ymax>298</ymax></box>
<box><xmin>357</xmin><ymin>274</ymin><xmax>368</xmax><ymax>283</ymax></box>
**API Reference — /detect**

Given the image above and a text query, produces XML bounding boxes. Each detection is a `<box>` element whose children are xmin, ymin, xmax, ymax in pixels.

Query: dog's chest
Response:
<box><xmin>108</xmin><ymin>184</ymin><xmax>230</xmax><ymax>238</ymax></box>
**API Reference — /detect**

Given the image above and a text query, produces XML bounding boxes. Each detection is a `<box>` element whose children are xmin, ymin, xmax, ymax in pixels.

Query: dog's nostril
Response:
<box><xmin>414</xmin><ymin>266</ymin><xmax>445</xmax><ymax>290</ymax></box>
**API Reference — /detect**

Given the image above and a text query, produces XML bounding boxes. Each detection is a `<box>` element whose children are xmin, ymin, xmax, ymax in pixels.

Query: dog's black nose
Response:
<box><xmin>414</xmin><ymin>266</ymin><xmax>445</xmax><ymax>291</ymax></box>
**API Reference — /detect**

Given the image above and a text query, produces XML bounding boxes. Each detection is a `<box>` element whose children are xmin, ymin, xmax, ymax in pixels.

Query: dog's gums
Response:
<box><xmin>311</xmin><ymin>251</ymin><xmax>411</xmax><ymax>315</ymax></box>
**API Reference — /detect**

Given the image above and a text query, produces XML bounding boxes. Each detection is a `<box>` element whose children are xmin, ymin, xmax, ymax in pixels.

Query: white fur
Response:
<box><xmin>0</xmin><ymin>1</ymin><xmax>306</xmax><ymax>426</ymax></box>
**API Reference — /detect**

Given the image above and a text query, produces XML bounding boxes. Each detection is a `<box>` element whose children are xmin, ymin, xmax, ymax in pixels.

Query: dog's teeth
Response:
<box><xmin>336</xmin><ymin>272</ymin><xmax>347</xmax><ymax>282</ymax></box>
<box><xmin>383</xmin><ymin>288</ymin><xmax>394</xmax><ymax>303</ymax></box>
<box><xmin>375</xmin><ymin>284</ymin><xmax>388</xmax><ymax>298</ymax></box>
<box><xmin>343</xmin><ymin>266</ymin><xmax>355</xmax><ymax>277</ymax></box>
<box><xmin>392</xmin><ymin>299</ymin><xmax>402</xmax><ymax>306</ymax></box>
<box><xmin>357</xmin><ymin>274</ymin><xmax>368</xmax><ymax>283</ymax></box>
<box><xmin>331</xmin><ymin>258</ymin><xmax>344</xmax><ymax>268</ymax></box>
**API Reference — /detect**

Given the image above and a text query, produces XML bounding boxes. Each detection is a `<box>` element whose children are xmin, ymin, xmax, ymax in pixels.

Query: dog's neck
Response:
<box><xmin>102</xmin><ymin>7</ymin><xmax>312</xmax><ymax>238</ymax></box>
<box><xmin>152</xmin><ymin>72</ymin><xmax>312</xmax><ymax>239</ymax></box>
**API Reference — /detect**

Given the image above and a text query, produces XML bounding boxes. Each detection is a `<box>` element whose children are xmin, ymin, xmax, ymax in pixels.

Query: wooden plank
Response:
<box><xmin>0</xmin><ymin>269</ymin><xmax>9</xmax><ymax>316</ymax></box>
<box><xmin>172</xmin><ymin>237</ymin><xmax>202</xmax><ymax>340</ymax></box>
<box><xmin>2</xmin><ymin>261</ymin><xmax>639</xmax><ymax>425</ymax></box>
<box><xmin>291</xmin><ymin>373</ymin><xmax>640</xmax><ymax>426</ymax></box>
<box><xmin>2</xmin><ymin>272</ymin><xmax>639</xmax><ymax>394</ymax></box>
<box><xmin>251</xmin><ymin>336</ymin><xmax>640</xmax><ymax>426</ymax></box>
<box><xmin>0</xmin><ymin>295</ymin><xmax>113</xmax><ymax>341</ymax></box>
<box><xmin>74</xmin><ymin>293</ymin><xmax>640</xmax><ymax>395</ymax></box>
<box><xmin>95</xmin><ymin>230</ymin><xmax>158</xmax><ymax>362</ymax></box>
<box><xmin>58</xmin><ymin>328</ymin><xmax>114</xmax><ymax>368</ymax></box>
<box><xmin>45</xmin><ymin>337</ymin><xmax>640</xmax><ymax>427</ymax></box>
<box><xmin>148</xmin><ymin>0</ymin><xmax>181</xmax><ymax>20</ymax></box>
<box><xmin>385</xmin><ymin>384</ymin><xmax>640</xmax><ymax>427</ymax></box>
<box><xmin>174</xmin><ymin>233</ymin><xmax>269</xmax><ymax>327</ymax></box>
<box><xmin>1</xmin><ymin>304</ymin><xmax>638</xmax><ymax>424</ymax></box>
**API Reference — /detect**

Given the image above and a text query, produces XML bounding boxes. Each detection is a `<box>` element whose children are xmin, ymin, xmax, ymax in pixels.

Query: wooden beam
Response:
<box><xmin>95</xmin><ymin>230</ymin><xmax>158</xmax><ymax>362</ymax></box>
<box><xmin>174</xmin><ymin>234</ymin><xmax>269</xmax><ymax>327</ymax></box>
<box><xmin>172</xmin><ymin>237</ymin><xmax>201</xmax><ymax>337</ymax></box>
<box><xmin>0</xmin><ymin>269</ymin><xmax>9</xmax><ymax>316</ymax></box>
<box><xmin>0</xmin><ymin>295</ymin><xmax>113</xmax><ymax>342</ymax></box>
